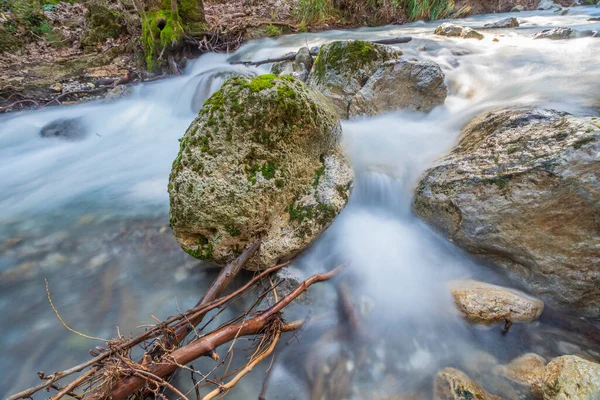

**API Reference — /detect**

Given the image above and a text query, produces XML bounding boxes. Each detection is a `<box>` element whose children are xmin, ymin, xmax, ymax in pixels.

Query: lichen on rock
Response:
<box><xmin>542</xmin><ymin>355</ymin><xmax>600</xmax><ymax>399</ymax></box>
<box><xmin>168</xmin><ymin>74</ymin><xmax>353</xmax><ymax>270</ymax></box>
<box><xmin>413</xmin><ymin>108</ymin><xmax>600</xmax><ymax>317</ymax></box>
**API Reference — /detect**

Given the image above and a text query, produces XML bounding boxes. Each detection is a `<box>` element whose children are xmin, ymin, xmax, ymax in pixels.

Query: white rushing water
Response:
<box><xmin>1</xmin><ymin>6</ymin><xmax>599</xmax><ymax>399</ymax></box>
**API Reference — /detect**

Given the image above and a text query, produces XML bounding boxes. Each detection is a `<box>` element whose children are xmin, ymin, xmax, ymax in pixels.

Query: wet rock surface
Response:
<box><xmin>414</xmin><ymin>108</ymin><xmax>600</xmax><ymax>317</ymax></box>
<box><xmin>542</xmin><ymin>355</ymin><xmax>600</xmax><ymax>399</ymax></box>
<box><xmin>492</xmin><ymin>353</ymin><xmax>546</xmax><ymax>395</ymax></box>
<box><xmin>168</xmin><ymin>74</ymin><xmax>353</xmax><ymax>270</ymax></box>
<box><xmin>532</xmin><ymin>27</ymin><xmax>576</xmax><ymax>40</ymax></box>
<box><xmin>483</xmin><ymin>17</ymin><xmax>519</xmax><ymax>28</ymax></box>
<box><xmin>434</xmin><ymin>23</ymin><xmax>485</xmax><ymax>40</ymax></box>
<box><xmin>348</xmin><ymin>59</ymin><xmax>447</xmax><ymax>117</ymax></box>
<box><xmin>449</xmin><ymin>280</ymin><xmax>544</xmax><ymax>325</ymax></box>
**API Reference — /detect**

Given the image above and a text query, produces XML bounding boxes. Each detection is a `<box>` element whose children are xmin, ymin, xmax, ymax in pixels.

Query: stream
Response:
<box><xmin>1</xmin><ymin>6</ymin><xmax>600</xmax><ymax>399</ymax></box>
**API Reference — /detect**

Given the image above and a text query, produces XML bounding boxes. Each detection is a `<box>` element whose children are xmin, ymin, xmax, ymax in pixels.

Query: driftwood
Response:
<box><xmin>230</xmin><ymin>36</ymin><xmax>412</xmax><ymax>67</ymax></box>
<box><xmin>7</xmin><ymin>235</ymin><xmax>344</xmax><ymax>400</ymax></box>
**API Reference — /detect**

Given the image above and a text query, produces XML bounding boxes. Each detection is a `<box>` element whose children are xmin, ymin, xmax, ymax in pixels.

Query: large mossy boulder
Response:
<box><xmin>413</xmin><ymin>108</ymin><xmax>600</xmax><ymax>317</ymax></box>
<box><xmin>542</xmin><ymin>355</ymin><xmax>600</xmax><ymax>399</ymax></box>
<box><xmin>306</xmin><ymin>40</ymin><xmax>401</xmax><ymax>119</ymax></box>
<box><xmin>168</xmin><ymin>74</ymin><xmax>353</xmax><ymax>270</ymax></box>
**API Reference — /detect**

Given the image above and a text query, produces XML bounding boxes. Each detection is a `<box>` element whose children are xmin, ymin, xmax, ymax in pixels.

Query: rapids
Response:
<box><xmin>1</xmin><ymin>6</ymin><xmax>599</xmax><ymax>399</ymax></box>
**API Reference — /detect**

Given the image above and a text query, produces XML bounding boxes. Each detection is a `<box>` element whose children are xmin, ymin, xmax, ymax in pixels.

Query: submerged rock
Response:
<box><xmin>483</xmin><ymin>17</ymin><xmax>519</xmax><ymax>28</ymax></box>
<box><xmin>40</xmin><ymin>117</ymin><xmax>88</xmax><ymax>140</ymax></box>
<box><xmin>532</xmin><ymin>27</ymin><xmax>575</xmax><ymax>40</ymax></box>
<box><xmin>542</xmin><ymin>355</ymin><xmax>600</xmax><ymax>399</ymax></box>
<box><xmin>168</xmin><ymin>74</ymin><xmax>353</xmax><ymax>270</ymax></box>
<box><xmin>449</xmin><ymin>280</ymin><xmax>544</xmax><ymax>325</ymax></box>
<box><xmin>434</xmin><ymin>367</ymin><xmax>502</xmax><ymax>400</ymax></box>
<box><xmin>413</xmin><ymin>108</ymin><xmax>600</xmax><ymax>316</ymax></box>
<box><xmin>492</xmin><ymin>353</ymin><xmax>546</xmax><ymax>395</ymax></box>
<box><xmin>271</xmin><ymin>47</ymin><xmax>314</xmax><ymax>82</ymax></box>
<box><xmin>434</xmin><ymin>23</ymin><xmax>484</xmax><ymax>40</ymax></box>
<box><xmin>348</xmin><ymin>59</ymin><xmax>447</xmax><ymax>117</ymax></box>
<box><xmin>307</xmin><ymin>40</ymin><xmax>401</xmax><ymax>118</ymax></box>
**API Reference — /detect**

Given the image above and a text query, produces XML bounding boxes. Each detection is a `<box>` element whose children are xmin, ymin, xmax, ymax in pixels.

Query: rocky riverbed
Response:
<box><xmin>1</xmin><ymin>3</ymin><xmax>600</xmax><ymax>399</ymax></box>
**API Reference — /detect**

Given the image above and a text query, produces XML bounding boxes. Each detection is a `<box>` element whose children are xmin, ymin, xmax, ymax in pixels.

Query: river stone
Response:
<box><xmin>492</xmin><ymin>353</ymin><xmax>546</xmax><ymax>395</ymax></box>
<box><xmin>306</xmin><ymin>40</ymin><xmax>401</xmax><ymax>118</ymax></box>
<box><xmin>271</xmin><ymin>47</ymin><xmax>314</xmax><ymax>82</ymax></box>
<box><xmin>168</xmin><ymin>74</ymin><xmax>353</xmax><ymax>270</ymax></box>
<box><xmin>434</xmin><ymin>23</ymin><xmax>484</xmax><ymax>40</ymax></box>
<box><xmin>413</xmin><ymin>108</ymin><xmax>600</xmax><ymax>317</ymax></box>
<box><xmin>532</xmin><ymin>27</ymin><xmax>575</xmax><ymax>40</ymax></box>
<box><xmin>40</xmin><ymin>117</ymin><xmax>88</xmax><ymax>140</ymax></box>
<box><xmin>483</xmin><ymin>17</ymin><xmax>519</xmax><ymax>28</ymax></box>
<box><xmin>434</xmin><ymin>367</ymin><xmax>502</xmax><ymax>400</ymax></box>
<box><xmin>449</xmin><ymin>280</ymin><xmax>544</xmax><ymax>325</ymax></box>
<box><xmin>348</xmin><ymin>59</ymin><xmax>447</xmax><ymax>117</ymax></box>
<box><xmin>511</xmin><ymin>5</ymin><xmax>524</xmax><ymax>12</ymax></box>
<box><xmin>542</xmin><ymin>355</ymin><xmax>600</xmax><ymax>399</ymax></box>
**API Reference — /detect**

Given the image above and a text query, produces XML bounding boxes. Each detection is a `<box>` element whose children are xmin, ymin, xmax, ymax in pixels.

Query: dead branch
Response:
<box><xmin>49</xmin><ymin>367</ymin><xmax>98</xmax><ymax>400</ymax></box>
<box><xmin>7</xmin><ymin>257</ymin><xmax>291</xmax><ymax>400</ymax></box>
<box><xmin>83</xmin><ymin>265</ymin><xmax>343</xmax><ymax>400</ymax></box>
<box><xmin>0</xmin><ymin>99</ymin><xmax>41</xmax><ymax>112</ymax></box>
<box><xmin>202</xmin><ymin>331</ymin><xmax>280</xmax><ymax>400</ymax></box>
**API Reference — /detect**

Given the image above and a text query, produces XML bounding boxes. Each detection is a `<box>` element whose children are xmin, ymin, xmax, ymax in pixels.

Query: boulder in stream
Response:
<box><xmin>492</xmin><ymin>353</ymin><xmax>546</xmax><ymax>395</ymax></box>
<box><xmin>307</xmin><ymin>40</ymin><xmax>401</xmax><ymax>118</ymax></box>
<box><xmin>271</xmin><ymin>47</ymin><xmax>314</xmax><ymax>82</ymax></box>
<box><xmin>434</xmin><ymin>23</ymin><xmax>484</xmax><ymax>40</ymax></box>
<box><xmin>483</xmin><ymin>17</ymin><xmax>519</xmax><ymax>28</ymax></box>
<box><xmin>348</xmin><ymin>59</ymin><xmax>447</xmax><ymax>117</ymax></box>
<box><xmin>40</xmin><ymin>117</ymin><xmax>88</xmax><ymax>140</ymax></box>
<box><xmin>449</xmin><ymin>280</ymin><xmax>544</xmax><ymax>325</ymax></box>
<box><xmin>413</xmin><ymin>108</ymin><xmax>600</xmax><ymax>317</ymax></box>
<box><xmin>307</xmin><ymin>40</ymin><xmax>446</xmax><ymax>118</ymax></box>
<box><xmin>434</xmin><ymin>367</ymin><xmax>502</xmax><ymax>400</ymax></box>
<box><xmin>168</xmin><ymin>74</ymin><xmax>353</xmax><ymax>270</ymax></box>
<box><xmin>542</xmin><ymin>355</ymin><xmax>600</xmax><ymax>399</ymax></box>
<box><xmin>532</xmin><ymin>27</ymin><xmax>575</xmax><ymax>40</ymax></box>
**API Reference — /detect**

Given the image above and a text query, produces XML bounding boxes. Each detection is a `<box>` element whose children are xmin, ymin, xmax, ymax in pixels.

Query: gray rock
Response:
<box><xmin>40</xmin><ymin>117</ymin><xmax>88</xmax><ymax>140</ymax></box>
<box><xmin>434</xmin><ymin>23</ymin><xmax>484</xmax><ymax>40</ymax></box>
<box><xmin>532</xmin><ymin>27</ymin><xmax>575</xmax><ymax>40</ymax></box>
<box><xmin>169</xmin><ymin>75</ymin><xmax>353</xmax><ymax>270</ymax></box>
<box><xmin>270</xmin><ymin>47</ymin><xmax>314</xmax><ymax>82</ymax></box>
<box><xmin>542</xmin><ymin>355</ymin><xmax>600</xmax><ymax>399</ymax></box>
<box><xmin>348</xmin><ymin>59</ymin><xmax>447</xmax><ymax>117</ymax></box>
<box><xmin>483</xmin><ymin>17</ymin><xmax>519</xmax><ymax>28</ymax></box>
<box><xmin>511</xmin><ymin>5</ymin><xmax>525</xmax><ymax>12</ymax></box>
<box><xmin>492</xmin><ymin>353</ymin><xmax>546</xmax><ymax>395</ymax></box>
<box><xmin>413</xmin><ymin>108</ymin><xmax>600</xmax><ymax>317</ymax></box>
<box><xmin>306</xmin><ymin>40</ymin><xmax>402</xmax><ymax>118</ymax></box>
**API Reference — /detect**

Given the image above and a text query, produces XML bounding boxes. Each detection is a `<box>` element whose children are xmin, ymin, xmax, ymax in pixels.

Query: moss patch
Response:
<box><xmin>312</xmin><ymin>41</ymin><xmax>394</xmax><ymax>83</ymax></box>
<box><xmin>572</xmin><ymin>137</ymin><xmax>596</xmax><ymax>149</ymax></box>
<box><xmin>81</xmin><ymin>4</ymin><xmax>126</xmax><ymax>49</ymax></box>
